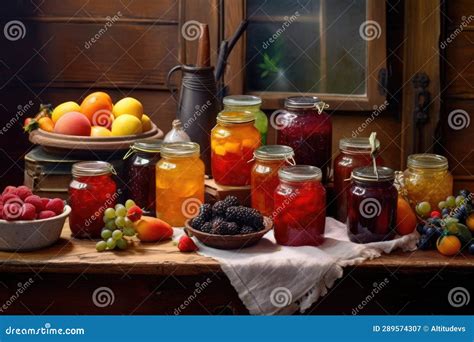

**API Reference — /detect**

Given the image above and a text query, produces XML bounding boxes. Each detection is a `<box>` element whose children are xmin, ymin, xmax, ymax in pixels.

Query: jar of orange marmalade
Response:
<box><xmin>251</xmin><ymin>145</ymin><xmax>294</xmax><ymax>217</ymax></box>
<box><xmin>211</xmin><ymin>111</ymin><xmax>261</xmax><ymax>186</ymax></box>
<box><xmin>156</xmin><ymin>142</ymin><xmax>205</xmax><ymax>227</ymax></box>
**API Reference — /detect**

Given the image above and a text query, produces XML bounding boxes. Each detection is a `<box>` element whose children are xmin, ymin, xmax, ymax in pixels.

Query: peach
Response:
<box><xmin>54</xmin><ymin>111</ymin><xmax>91</xmax><ymax>136</ymax></box>
<box><xmin>134</xmin><ymin>216</ymin><xmax>173</xmax><ymax>242</ymax></box>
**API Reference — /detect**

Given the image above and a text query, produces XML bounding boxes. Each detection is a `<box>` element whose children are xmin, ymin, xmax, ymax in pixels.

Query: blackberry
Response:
<box><xmin>220</xmin><ymin>222</ymin><xmax>240</xmax><ymax>235</ymax></box>
<box><xmin>240</xmin><ymin>225</ymin><xmax>255</xmax><ymax>235</ymax></box>
<box><xmin>223</xmin><ymin>195</ymin><xmax>240</xmax><ymax>207</ymax></box>
<box><xmin>210</xmin><ymin>217</ymin><xmax>225</xmax><ymax>234</ymax></box>
<box><xmin>199</xmin><ymin>203</ymin><xmax>212</xmax><ymax>221</ymax></box>
<box><xmin>200</xmin><ymin>222</ymin><xmax>212</xmax><ymax>234</ymax></box>
<box><xmin>190</xmin><ymin>215</ymin><xmax>206</xmax><ymax>229</ymax></box>
<box><xmin>212</xmin><ymin>201</ymin><xmax>229</xmax><ymax>217</ymax></box>
<box><xmin>225</xmin><ymin>206</ymin><xmax>264</xmax><ymax>229</ymax></box>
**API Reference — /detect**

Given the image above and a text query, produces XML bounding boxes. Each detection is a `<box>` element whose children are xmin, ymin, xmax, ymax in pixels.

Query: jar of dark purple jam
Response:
<box><xmin>125</xmin><ymin>139</ymin><xmax>162</xmax><ymax>215</ymax></box>
<box><xmin>347</xmin><ymin>166</ymin><xmax>397</xmax><ymax>243</ymax></box>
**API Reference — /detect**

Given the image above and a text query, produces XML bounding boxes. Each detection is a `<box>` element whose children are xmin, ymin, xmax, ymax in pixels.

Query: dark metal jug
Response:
<box><xmin>166</xmin><ymin>64</ymin><xmax>218</xmax><ymax>174</ymax></box>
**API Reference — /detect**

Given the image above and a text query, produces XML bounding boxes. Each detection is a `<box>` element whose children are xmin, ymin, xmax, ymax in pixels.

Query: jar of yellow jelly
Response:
<box><xmin>403</xmin><ymin>154</ymin><xmax>453</xmax><ymax>210</ymax></box>
<box><xmin>211</xmin><ymin>111</ymin><xmax>261</xmax><ymax>186</ymax></box>
<box><xmin>156</xmin><ymin>142</ymin><xmax>205</xmax><ymax>226</ymax></box>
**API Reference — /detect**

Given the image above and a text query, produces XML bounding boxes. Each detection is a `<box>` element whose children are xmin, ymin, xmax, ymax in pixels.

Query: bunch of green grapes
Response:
<box><xmin>96</xmin><ymin>199</ymin><xmax>137</xmax><ymax>252</ymax></box>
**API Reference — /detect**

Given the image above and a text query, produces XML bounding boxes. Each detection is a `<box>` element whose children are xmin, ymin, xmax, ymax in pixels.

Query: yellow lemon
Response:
<box><xmin>51</xmin><ymin>101</ymin><xmax>81</xmax><ymax>123</ymax></box>
<box><xmin>112</xmin><ymin>97</ymin><xmax>143</xmax><ymax>119</ymax></box>
<box><xmin>141</xmin><ymin>114</ymin><xmax>152</xmax><ymax>132</ymax></box>
<box><xmin>111</xmin><ymin>114</ymin><xmax>143</xmax><ymax>136</ymax></box>
<box><xmin>90</xmin><ymin>126</ymin><xmax>112</xmax><ymax>137</ymax></box>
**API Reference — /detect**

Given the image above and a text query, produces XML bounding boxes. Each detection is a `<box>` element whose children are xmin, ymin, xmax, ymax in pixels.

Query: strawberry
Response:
<box><xmin>24</xmin><ymin>195</ymin><xmax>44</xmax><ymax>212</ymax></box>
<box><xmin>16</xmin><ymin>186</ymin><xmax>32</xmax><ymax>200</ymax></box>
<box><xmin>37</xmin><ymin>210</ymin><xmax>56</xmax><ymax>219</ymax></box>
<box><xmin>45</xmin><ymin>198</ymin><xmax>64</xmax><ymax>215</ymax></box>
<box><xmin>127</xmin><ymin>205</ymin><xmax>143</xmax><ymax>222</ymax></box>
<box><xmin>178</xmin><ymin>235</ymin><xmax>198</xmax><ymax>252</ymax></box>
<box><xmin>20</xmin><ymin>203</ymin><xmax>36</xmax><ymax>220</ymax></box>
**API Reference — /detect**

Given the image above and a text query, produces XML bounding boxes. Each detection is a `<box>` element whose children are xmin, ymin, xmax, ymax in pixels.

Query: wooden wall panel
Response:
<box><xmin>445</xmin><ymin>32</ymin><xmax>474</xmax><ymax>98</ymax></box>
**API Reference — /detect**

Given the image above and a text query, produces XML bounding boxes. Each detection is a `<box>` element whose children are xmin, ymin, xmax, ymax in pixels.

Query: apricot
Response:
<box><xmin>80</xmin><ymin>92</ymin><xmax>113</xmax><ymax>124</ymax></box>
<box><xmin>134</xmin><ymin>216</ymin><xmax>173</xmax><ymax>242</ymax></box>
<box><xmin>396</xmin><ymin>196</ymin><xmax>417</xmax><ymax>235</ymax></box>
<box><xmin>53</xmin><ymin>111</ymin><xmax>91</xmax><ymax>136</ymax></box>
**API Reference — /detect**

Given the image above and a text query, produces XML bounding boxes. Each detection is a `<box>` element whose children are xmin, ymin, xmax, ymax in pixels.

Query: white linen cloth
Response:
<box><xmin>174</xmin><ymin>217</ymin><xmax>418</xmax><ymax>315</ymax></box>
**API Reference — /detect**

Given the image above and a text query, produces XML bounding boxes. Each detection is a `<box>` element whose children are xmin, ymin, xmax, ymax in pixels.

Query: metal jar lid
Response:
<box><xmin>339</xmin><ymin>137</ymin><xmax>380</xmax><ymax>152</ymax></box>
<box><xmin>161</xmin><ymin>142</ymin><xmax>200</xmax><ymax>158</ymax></box>
<box><xmin>72</xmin><ymin>161</ymin><xmax>114</xmax><ymax>177</ymax></box>
<box><xmin>407</xmin><ymin>153</ymin><xmax>448</xmax><ymax>170</ymax></box>
<box><xmin>284</xmin><ymin>96</ymin><xmax>321</xmax><ymax>109</ymax></box>
<box><xmin>223</xmin><ymin>95</ymin><xmax>262</xmax><ymax>107</ymax></box>
<box><xmin>278</xmin><ymin>165</ymin><xmax>322</xmax><ymax>182</ymax></box>
<box><xmin>351</xmin><ymin>166</ymin><xmax>395</xmax><ymax>182</ymax></box>
<box><xmin>254</xmin><ymin>145</ymin><xmax>294</xmax><ymax>161</ymax></box>
<box><xmin>217</xmin><ymin>110</ymin><xmax>255</xmax><ymax>124</ymax></box>
<box><xmin>132</xmin><ymin>139</ymin><xmax>163</xmax><ymax>153</ymax></box>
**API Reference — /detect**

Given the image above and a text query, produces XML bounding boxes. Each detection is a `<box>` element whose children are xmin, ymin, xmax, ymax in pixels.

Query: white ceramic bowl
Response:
<box><xmin>0</xmin><ymin>205</ymin><xmax>71</xmax><ymax>252</ymax></box>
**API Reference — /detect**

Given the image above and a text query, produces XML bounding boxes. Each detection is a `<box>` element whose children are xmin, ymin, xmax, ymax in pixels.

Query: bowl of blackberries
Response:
<box><xmin>185</xmin><ymin>196</ymin><xmax>273</xmax><ymax>249</ymax></box>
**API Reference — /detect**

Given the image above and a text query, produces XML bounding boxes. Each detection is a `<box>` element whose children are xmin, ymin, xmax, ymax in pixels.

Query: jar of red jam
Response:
<box><xmin>124</xmin><ymin>139</ymin><xmax>162</xmax><ymax>216</ymax></box>
<box><xmin>347</xmin><ymin>166</ymin><xmax>397</xmax><ymax>243</ymax></box>
<box><xmin>333</xmin><ymin>137</ymin><xmax>384</xmax><ymax>223</ymax></box>
<box><xmin>276</xmin><ymin>97</ymin><xmax>332</xmax><ymax>183</ymax></box>
<box><xmin>274</xmin><ymin>165</ymin><xmax>326</xmax><ymax>246</ymax></box>
<box><xmin>69</xmin><ymin>161</ymin><xmax>117</xmax><ymax>238</ymax></box>
<box><xmin>251</xmin><ymin>145</ymin><xmax>295</xmax><ymax>217</ymax></box>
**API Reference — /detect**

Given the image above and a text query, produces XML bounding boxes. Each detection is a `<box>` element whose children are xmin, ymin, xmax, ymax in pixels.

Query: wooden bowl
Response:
<box><xmin>184</xmin><ymin>217</ymin><xmax>273</xmax><ymax>250</ymax></box>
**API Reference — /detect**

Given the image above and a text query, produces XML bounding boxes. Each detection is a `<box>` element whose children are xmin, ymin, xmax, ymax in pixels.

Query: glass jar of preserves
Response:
<box><xmin>347</xmin><ymin>166</ymin><xmax>397</xmax><ymax>243</ymax></box>
<box><xmin>403</xmin><ymin>154</ymin><xmax>453</xmax><ymax>210</ymax></box>
<box><xmin>124</xmin><ymin>139</ymin><xmax>162</xmax><ymax>216</ymax></box>
<box><xmin>211</xmin><ymin>111</ymin><xmax>261</xmax><ymax>186</ymax></box>
<box><xmin>274</xmin><ymin>165</ymin><xmax>326</xmax><ymax>247</ymax></box>
<box><xmin>333</xmin><ymin>137</ymin><xmax>384</xmax><ymax>223</ymax></box>
<box><xmin>222</xmin><ymin>95</ymin><xmax>268</xmax><ymax>144</ymax></box>
<box><xmin>69</xmin><ymin>161</ymin><xmax>117</xmax><ymax>238</ymax></box>
<box><xmin>251</xmin><ymin>145</ymin><xmax>295</xmax><ymax>217</ymax></box>
<box><xmin>156</xmin><ymin>142</ymin><xmax>205</xmax><ymax>227</ymax></box>
<box><xmin>276</xmin><ymin>96</ymin><xmax>332</xmax><ymax>183</ymax></box>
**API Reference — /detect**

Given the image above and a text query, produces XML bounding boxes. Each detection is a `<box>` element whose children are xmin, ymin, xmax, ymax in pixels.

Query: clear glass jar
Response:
<box><xmin>69</xmin><ymin>161</ymin><xmax>117</xmax><ymax>238</ymax></box>
<box><xmin>333</xmin><ymin>137</ymin><xmax>384</xmax><ymax>223</ymax></box>
<box><xmin>222</xmin><ymin>95</ymin><xmax>268</xmax><ymax>144</ymax></box>
<box><xmin>156</xmin><ymin>142</ymin><xmax>205</xmax><ymax>227</ymax></box>
<box><xmin>347</xmin><ymin>166</ymin><xmax>397</xmax><ymax>243</ymax></box>
<box><xmin>403</xmin><ymin>154</ymin><xmax>453</xmax><ymax>210</ymax></box>
<box><xmin>251</xmin><ymin>145</ymin><xmax>294</xmax><ymax>217</ymax></box>
<box><xmin>124</xmin><ymin>139</ymin><xmax>162</xmax><ymax>216</ymax></box>
<box><xmin>211</xmin><ymin>111</ymin><xmax>261</xmax><ymax>186</ymax></box>
<box><xmin>276</xmin><ymin>96</ymin><xmax>332</xmax><ymax>183</ymax></box>
<box><xmin>274</xmin><ymin>165</ymin><xmax>326</xmax><ymax>246</ymax></box>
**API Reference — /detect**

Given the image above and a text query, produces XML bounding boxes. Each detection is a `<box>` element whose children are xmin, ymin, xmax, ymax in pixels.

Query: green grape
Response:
<box><xmin>446</xmin><ymin>196</ymin><xmax>456</xmax><ymax>208</ymax></box>
<box><xmin>116</xmin><ymin>238</ymin><xmax>128</xmax><ymax>250</ymax></box>
<box><xmin>101</xmin><ymin>229</ymin><xmax>112</xmax><ymax>240</ymax></box>
<box><xmin>123</xmin><ymin>227</ymin><xmax>136</xmax><ymax>236</ymax></box>
<box><xmin>115</xmin><ymin>216</ymin><xmax>126</xmax><ymax>228</ymax></box>
<box><xmin>104</xmin><ymin>208</ymin><xmax>116</xmax><ymax>219</ymax></box>
<box><xmin>106</xmin><ymin>237</ymin><xmax>116</xmax><ymax>249</ymax></box>
<box><xmin>115</xmin><ymin>205</ymin><xmax>127</xmax><ymax>217</ymax></box>
<box><xmin>438</xmin><ymin>201</ymin><xmax>447</xmax><ymax>210</ymax></box>
<box><xmin>112</xmin><ymin>230</ymin><xmax>123</xmax><ymax>240</ymax></box>
<box><xmin>124</xmin><ymin>217</ymin><xmax>134</xmax><ymax>229</ymax></box>
<box><xmin>103</xmin><ymin>216</ymin><xmax>109</xmax><ymax>223</ymax></box>
<box><xmin>455</xmin><ymin>195</ymin><xmax>465</xmax><ymax>206</ymax></box>
<box><xmin>96</xmin><ymin>240</ymin><xmax>107</xmax><ymax>252</ymax></box>
<box><xmin>416</xmin><ymin>201</ymin><xmax>431</xmax><ymax>217</ymax></box>
<box><xmin>125</xmin><ymin>199</ymin><xmax>136</xmax><ymax>210</ymax></box>
<box><xmin>105</xmin><ymin>219</ymin><xmax>117</xmax><ymax>230</ymax></box>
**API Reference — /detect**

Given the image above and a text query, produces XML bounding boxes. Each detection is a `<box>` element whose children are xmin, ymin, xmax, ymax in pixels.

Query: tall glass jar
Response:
<box><xmin>274</xmin><ymin>165</ymin><xmax>326</xmax><ymax>247</ymax></box>
<box><xmin>124</xmin><ymin>139</ymin><xmax>162</xmax><ymax>216</ymax></box>
<box><xmin>251</xmin><ymin>145</ymin><xmax>295</xmax><ymax>217</ymax></box>
<box><xmin>347</xmin><ymin>166</ymin><xmax>397</xmax><ymax>243</ymax></box>
<box><xmin>69</xmin><ymin>161</ymin><xmax>117</xmax><ymax>238</ymax></box>
<box><xmin>333</xmin><ymin>137</ymin><xmax>384</xmax><ymax>223</ymax></box>
<box><xmin>276</xmin><ymin>96</ymin><xmax>332</xmax><ymax>183</ymax></box>
<box><xmin>211</xmin><ymin>111</ymin><xmax>261</xmax><ymax>186</ymax></box>
<box><xmin>156</xmin><ymin>142</ymin><xmax>205</xmax><ymax>227</ymax></box>
<box><xmin>222</xmin><ymin>95</ymin><xmax>268</xmax><ymax>144</ymax></box>
<box><xmin>403</xmin><ymin>154</ymin><xmax>453</xmax><ymax>210</ymax></box>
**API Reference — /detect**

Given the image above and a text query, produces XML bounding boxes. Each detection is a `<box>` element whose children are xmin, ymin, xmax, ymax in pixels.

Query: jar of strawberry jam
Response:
<box><xmin>211</xmin><ymin>111</ymin><xmax>261</xmax><ymax>186</ymax></box>
<box><xmin>251</xmin><ymin>145</ymin><xmax>295</xmax><ymax>217</ymax></box>
<box><xmin>276</xmin><ymin>97</ymin><xmax>332</xmax><ymax>183</ymax></box>
<box><xmin>333</xmin><ymin>137</ymin><xmax>384</xmax><ymax>223</ymax></box>
<box><xmin>69</xmin><ymin>161</ymin><xmax>117</xmax><ymax>238</ymax></box>
<box><xmin>347</xmin><ymin>166</ymin><xmax>397</xmax><ymax>243</ymax></box>
<box><xmin>274</xmin><ymin>165</ymin><xmax>326</xmax><ymax>246</ymax></box>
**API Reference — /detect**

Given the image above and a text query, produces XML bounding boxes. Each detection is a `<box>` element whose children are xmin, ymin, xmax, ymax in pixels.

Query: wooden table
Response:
<box><xmin>0</xmin><ymin>224</ymin><xmax>472</xmax><ymax>315</ymax></box>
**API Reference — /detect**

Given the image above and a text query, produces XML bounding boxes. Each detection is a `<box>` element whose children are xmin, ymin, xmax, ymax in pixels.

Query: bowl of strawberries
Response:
<box><xmin>0</xmin><ymin>185</ymin><xmax>70</xmax><ymax>252</ymax></box>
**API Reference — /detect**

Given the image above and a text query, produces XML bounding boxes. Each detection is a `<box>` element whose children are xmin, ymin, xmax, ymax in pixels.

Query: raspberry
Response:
<box><xmin>45</xmin><ymin>198</ymin><xmax>64</xmax><ymax>215</ymax></box>
<box><xmin>40</xmin><ymin>198</ymin><xmax>50</xmax><ymax>208</ymax></box>
<box><xmin>2</xmin><ymin>186</ymin><xmax>17</xmax><ymax>196</ymax></box>
<box><xmin>38</xmin><ymin>210</ymin><xmax>56</xmax><ymax>219</ymax></box>
<box><xmin>0</xmin><ymin>205</ymin><xmax>3</xmax><ymax>219</ymax></box>
<box><xmin>24</xmin><ymin>195</ymin><xmax>45</xmax><ymax>212</ymax></box>
<box><xmin>3</xmin><ymin>193</ymin><xmax>20</xmax><ymax>203</ymax></box>
<box><xmin>20</xmin><ymin>203</ymin><xmax>36</xmax><ymax>220</ymax></box>
<box><xmin>16</xmin><ymin>186</ymin><xmax>32</xmax><ymax>200</ymax></box>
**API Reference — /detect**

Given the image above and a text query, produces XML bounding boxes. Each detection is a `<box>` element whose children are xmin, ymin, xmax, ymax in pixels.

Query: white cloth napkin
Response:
<box><xmin>174</xmin><ymin>217</ymin><xmax>418</xmax><ymax>315</ymax></box>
